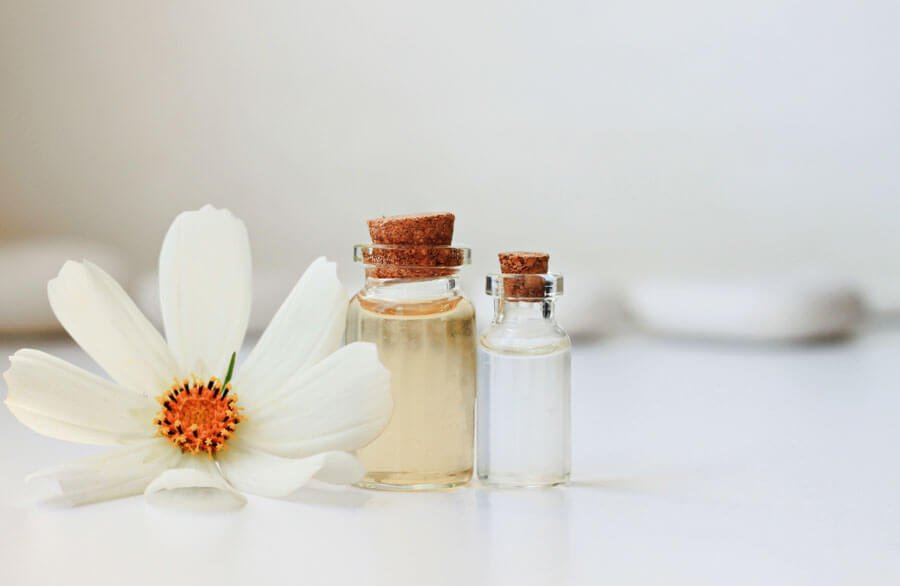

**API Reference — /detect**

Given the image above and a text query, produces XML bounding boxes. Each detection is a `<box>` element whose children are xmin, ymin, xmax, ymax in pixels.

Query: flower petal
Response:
<box><xmin>158</xmin><ymin>205</ymin><xmax>252</xmax><ymax>378</ymax></box>
<box><xmin>233</xmin><ymin>257</ymin><xmax>347</xmax><ymax>403</ymax></box>
<box><xmin>47</xmin><ymin>261</ymin><xmax>179</xmax><ymax>394</ymax></box>
<box><xmin>218</xmin><ymin>443</ymin><xmax>364</xmax><ymax>498</ymax></box>
<box><xmin>144</xmin><ymin>456</ymin><xmax>246</xmax><ymax>511</ymax></box>
<box><xmin>27</xmin><ymin>441</ymin><xmax>179</xmax><ymax>506</ymax></box>
<box><xmin>238</xmin><ymin>342</ymin><xmax>392</xmax><ymax>458</ymax></box>
<box><xmin>4</xmin><ymin>349</ymin><xmax>159</xmax><ymax>445</ymax></box>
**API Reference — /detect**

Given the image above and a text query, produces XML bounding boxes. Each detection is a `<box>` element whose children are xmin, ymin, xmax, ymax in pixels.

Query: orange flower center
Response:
<box><xmin>154</xmin><ymin>377</ymin><xmax>242</xmax><ymax>456</ymax></box>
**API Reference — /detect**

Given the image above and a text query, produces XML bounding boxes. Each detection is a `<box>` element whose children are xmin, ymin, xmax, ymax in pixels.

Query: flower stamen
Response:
<box><xmin>154</xmin><ymin>376</ymin><xmax>242</xmax><ymax>456</ymax></box>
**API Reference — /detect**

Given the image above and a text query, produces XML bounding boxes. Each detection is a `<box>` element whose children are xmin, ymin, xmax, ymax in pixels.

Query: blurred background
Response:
<box><xmin>1</xmin><ymin>0</ymin><xmax>898</xmax><ymax>337</ymax></box>
<box><xmin>4</xmin><ymin>4</ymin><xmax>900</xmax><ymax>581</ymax></box>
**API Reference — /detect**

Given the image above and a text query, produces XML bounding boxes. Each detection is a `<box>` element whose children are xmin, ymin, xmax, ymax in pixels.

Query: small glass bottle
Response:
<box><xmin>477</xmin><ymin>252</ymin><xmax>571</xmax><ymax>487</ymax></box>
<box><xmin>346</xmin><ymin>212</ymin><xmax>477</xmax><ymax>490</ymax></box>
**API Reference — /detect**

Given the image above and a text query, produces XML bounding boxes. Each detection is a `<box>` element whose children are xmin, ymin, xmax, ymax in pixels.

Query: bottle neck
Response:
<box><xmin>357</xmin><ymin>269</ymin><xmax>466</xmax><ymax>317</ymax></box>
<box><xmin>362</xmin><ymin>269</ymin><xmax>462</xmax><ymax>300</ymax></box>
<box><xmin>493</xmin><ymin>298</ymin><xmax>558</xmax><ymax>324</ymax></box>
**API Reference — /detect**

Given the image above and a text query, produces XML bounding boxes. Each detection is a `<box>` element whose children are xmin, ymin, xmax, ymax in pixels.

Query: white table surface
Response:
<box><xmin>1</xmin><ymin>328</ymin><xmax>898</xmax><ymax>586</ymax></box>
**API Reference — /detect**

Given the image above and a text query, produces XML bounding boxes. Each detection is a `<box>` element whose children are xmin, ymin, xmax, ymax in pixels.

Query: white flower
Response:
<box><xmin>2</xmin><ymin>205</ymin><xmax>392</xmax><ymax>510</ymax></box>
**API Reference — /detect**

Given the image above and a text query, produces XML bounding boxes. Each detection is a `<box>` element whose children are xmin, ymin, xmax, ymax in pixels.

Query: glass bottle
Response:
<box><xmin>477</xmin><ymin>258</ymin><xmax>571</xmax><ymax>487</ymax></box>
<box><xmin>346</xmin><ymin>219</ymin><xmax>476</xmax><ymax>490</ymax></box>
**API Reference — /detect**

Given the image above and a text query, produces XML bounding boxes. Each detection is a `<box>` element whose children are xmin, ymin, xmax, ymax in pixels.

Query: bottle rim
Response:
<box><xmin>485</xmin><ymin>273</ymin><xmax>564</xmax><ymax>299</ymax></box>
<box><xmin>353</xmin><ymin>244</ymin><xmax>472</xmax><ymax>268</ymax></box>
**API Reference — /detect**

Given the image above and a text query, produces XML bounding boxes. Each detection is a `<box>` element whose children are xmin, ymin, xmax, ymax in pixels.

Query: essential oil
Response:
<box><xmin>476</xmin><ymin>252</ymin><xmax>571</xmax><ymax>487</ymax></box>
<box><xmin>346</xmin><ymin>213</ymin><xmax>476</xmax><ymax>490</ymax></box>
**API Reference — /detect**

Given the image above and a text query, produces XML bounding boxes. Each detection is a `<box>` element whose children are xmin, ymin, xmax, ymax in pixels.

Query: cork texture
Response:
<box><xmin>364</xmin><ymin>212</ymin><xmax>459</xmax><ymax>278</ymax></box>
<box><xmin>367</xmin><ymin>212</ymin><xmax>455</xmax><ymax>245</ymax></box>
<box><xmin>498</xmin><ymin>251</ymin><xmax>549</xmax><ymax>299</ymax></box>
<box><xmin>498</xmin><ymin>252</ymin><xmax>549</xmax><ymax>275</ymax></box>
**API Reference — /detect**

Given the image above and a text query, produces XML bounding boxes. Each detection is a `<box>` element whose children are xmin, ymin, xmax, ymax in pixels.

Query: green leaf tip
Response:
<box><xmin>223</xmin><ymin>351</ymin><xmax>236</xmax><ymax>388</ymax></box>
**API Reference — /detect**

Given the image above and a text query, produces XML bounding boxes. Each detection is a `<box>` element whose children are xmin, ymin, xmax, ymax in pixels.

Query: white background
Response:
<box><xmin>2</xmin><ymin>332</ymin><xmax>899</xmax><ymax>585</ymax></box>
<box><xmin>2</xmin><ymin>5</ymin><xmax>900</xmax><ymax>582</ymax></box>
<box><xmin>2</xmin><ymin>0</ymin><xmax>899</xmax><ymax>290</ymax></box>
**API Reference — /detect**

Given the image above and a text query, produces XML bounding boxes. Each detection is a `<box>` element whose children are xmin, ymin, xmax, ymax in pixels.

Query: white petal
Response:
<box><xmin>158</xmin><ymin>205</ymin><xmax>252</xmax><ymax>378</ymax></box>
<box><xmin>239</xmin><ymin>342</ymin><xmax>392</xmax><ymax>458</ymax></box>
<box><xmin>144</xmin><ymin>456</ymin><xmax>246</xmax><ymax>511</ymax></box>
<box><xmin>233</xmin><ymin>257</ymin><xmax>347</xmax><ymax>403</ymax></box>
<box><xmin>218</xmin><ymin>443</ymin><xmax>364</xmax><ymax>498</ymax></box>
<box><xmin>4</xmin><ymin>349</ymin><xmax>159</xmax><ymax>445</ymax></box>
<box><xmin>47</xmin><ymin>261</ymin><xmax>179</xmax><ymax>394</ymax></box>
<box><xmin>28</xmin><ymin>441</ymin><xmax>179</xmax><ymax>506</ymax></box>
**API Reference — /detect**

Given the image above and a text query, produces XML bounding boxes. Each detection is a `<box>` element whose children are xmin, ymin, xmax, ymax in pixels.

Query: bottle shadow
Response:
<box><xmin>280</xmin><ymin>484</ymin><xmax>373</xmax><ymax>509</ymax></box>
<box><xmin>565</xmin><ymin>470</ymin><xmax>714</xmax><ymax>497</ymax></box>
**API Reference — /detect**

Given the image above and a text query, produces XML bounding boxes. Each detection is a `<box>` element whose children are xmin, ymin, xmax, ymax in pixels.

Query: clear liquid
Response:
<box><xmin>346</xmin><ymin>295</ymin><xmax>476</xmax><ymax>489</ymax></box>
<box><xmin>477</xmin><ymin>345</ymin><xmax>571</xmax><ymax>487</ymax></box>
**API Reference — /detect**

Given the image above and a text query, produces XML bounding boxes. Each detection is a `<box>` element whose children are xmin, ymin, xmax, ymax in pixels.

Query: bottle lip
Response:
<box><xmin>354</xmin><ymin>244</ymin><xmax>471</xmax><ymax>279</ymax></box>
<box><xmin>486</xmin><ymin>273</ymin><xmax>564</xmax><ymax>299</ymax></box>
<box><xmin>353</xmin><ymin>244</ymin><xmax>472</xmax><ymax>267</ymax></box>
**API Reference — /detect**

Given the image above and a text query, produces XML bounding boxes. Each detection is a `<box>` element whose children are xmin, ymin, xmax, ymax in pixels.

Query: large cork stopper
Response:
<box><xmin>498</xmin><ymin>251</ymin><xmax>550</xmax><ymax>299</ymax></box>
<box><xmin>364</xmin><ymin>212</ymin><xmax>462</xmax><ymax>278</ymax></box>
<box><xmin>368</xmin><ymin>212</ymin><xmax>455</xmax><ymax>246</ymax></box>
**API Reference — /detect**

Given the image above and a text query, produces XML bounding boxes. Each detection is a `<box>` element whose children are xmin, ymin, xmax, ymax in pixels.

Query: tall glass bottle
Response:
<box><xmin>477</xmin><ymin>252</ymin><xmax>571</xmax><ymax>487</ymax></box>
<box><xmin>346</xmin><ymin>213</ymin><xmax>476</xmax><ymax>490</ymax></box>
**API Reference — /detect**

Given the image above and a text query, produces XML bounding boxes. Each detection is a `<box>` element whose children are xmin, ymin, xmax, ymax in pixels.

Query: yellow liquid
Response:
<box><xmin>346</xmin><ymin>294</ymin><xmax>476</xmax><ymax>490</ymax></box>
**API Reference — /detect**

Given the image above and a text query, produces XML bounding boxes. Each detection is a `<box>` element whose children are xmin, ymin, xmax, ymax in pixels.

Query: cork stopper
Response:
<box><xmin>498</xmin><ymin>251</ymin><xmax>550</xmax><ymax>299</ymax></box>
<box><xmin>498</xmin><ymin>252</ymin><xmax>549</xmax><ymax>275</ymax></box>
<box><xmin>363</xmin><ymin>212</ymin><xmax>463</xmax><ymax>278</ymax></box>
<box><xmin>368</xmin><ymin>212</ymin><xmax>455</xmax><ymax>246</ymax></box>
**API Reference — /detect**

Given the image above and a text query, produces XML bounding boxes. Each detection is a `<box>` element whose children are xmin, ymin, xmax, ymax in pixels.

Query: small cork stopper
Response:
<box><xmin>368</xmin><ymin>212</ymin><xmax>455</xmax><ymax>245</ymax></box>
<box><xmin>498</xmin><ymin>251</ymin><xmax>549</xmax><ymax>299</ymax></box>
<box><xmin>498</xmin><ymin>252</ymin><xmax>549</xmax><ymax>275</ymax></box>
<box><xmin>364</xmin><ymin>212</ymin><xmax>459</xmax><ymax>278</ymax></box>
